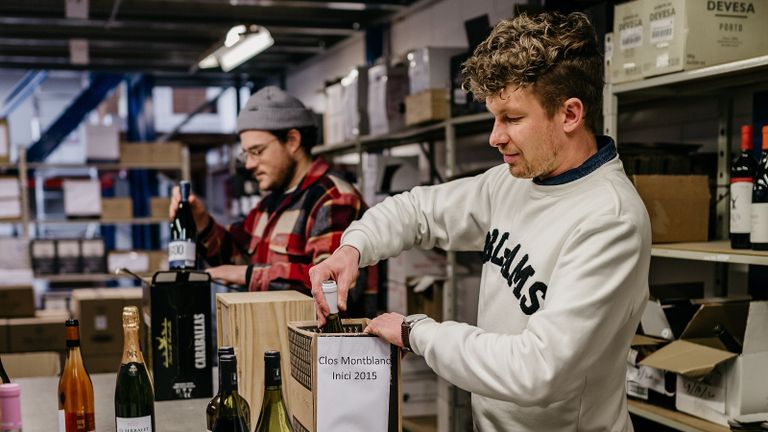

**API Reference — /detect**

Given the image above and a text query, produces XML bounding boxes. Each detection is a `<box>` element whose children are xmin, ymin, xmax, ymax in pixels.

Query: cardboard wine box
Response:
<box><xmin>216</xmin><ymin>291</ymin><xmax>315</xmax><ymax>412</ymax></box>
<box><xmin>30</xmin><ymin>239</ymin><xmax>57</xmax><ymax>275</ymax></box>
<box><xmin>150</xmin><ymin>271</ymin><xmax>213</xmax><ymax>401</ymax></box>
<box><xmin>56</xmin><ymin>239</ymin><xmax>82</xmax><ymax>274</ymax></box>
<box><xmin>80</xmin><ymin>238</ymin><xmax>106</xmax><ymax>274</ymax></box>
<box><xmin>287</xmin><ymin>319</ymin><xmax>401</xmax><ymax>432</ymax></box>
<box><xmin>0</xmin><ymin>285</ymin><xmax>35</xmax><ymax>318</ymax></box>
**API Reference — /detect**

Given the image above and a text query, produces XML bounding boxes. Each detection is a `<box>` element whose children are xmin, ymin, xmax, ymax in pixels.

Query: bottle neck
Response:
<box><xmin>219</xmin><ymin>362</ymin><xmax>239</xmax><ymax>395</ymax></box>
<box><xmin>121</xmin><ymin>325</ymin><xmax>145</xmax><ymax>365</ymax></box>
<box><xmin>263</xmin><ymin>360</ymin><xmax>282</xmax><ymax>388</ymax></box>
<box><xmin>180</xmin><ymin>182</ymin><xmax>190</xmax><ymax>203</ymax></box>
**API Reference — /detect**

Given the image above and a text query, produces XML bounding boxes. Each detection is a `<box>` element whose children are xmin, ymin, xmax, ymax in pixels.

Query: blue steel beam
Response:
<box><xmin>26</xmin><ymin>72</ymin><xmax>123</xmax><ymax>162</ymax></box>
<box><xmin>0</xmin><ymin>70</ymin><xmax>48</xmax><ymax>118</ymax></box>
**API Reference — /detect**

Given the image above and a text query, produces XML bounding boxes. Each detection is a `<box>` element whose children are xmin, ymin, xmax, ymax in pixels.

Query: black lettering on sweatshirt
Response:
<box><xmin>483</xmin><ymin>229</ymin><xmax>548</xmax><ymax>315</ymax></box>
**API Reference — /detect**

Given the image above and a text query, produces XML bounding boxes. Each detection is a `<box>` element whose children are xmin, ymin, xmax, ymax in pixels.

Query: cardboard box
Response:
<box><xmin>63</xmin><ymin>179</ymin><xmax>101</xmax><ymax>218</ymax></box>
<box><xmin>120</xmin><ymin>142</ymin><xmax>183</xmax><ymax>166</ymax></box>
<box><xmin>407</xmin><ymin>47</ymin><xmax>465</xmax><ymax>95</ymax></box>
<box><xmin>0</xmin><ymin>197</ymin><xmax>21</xmax><ymax>220</ymax></box>
<box><xmin>405</xmin><ymin>88</ymin><xmax>449</xmax><ymax>126</ymax></box>
<box><xmin>7</xmin><ymin>310</ymin><xmax>68</xmax><ymax>353</ymax></box>
<box><xmin>30</xmin><ymin>239</ymin><xmax>57</xmax><ymax>275</ymax></box>
<box><xmin>151</xmin><ymin>271</ymin><xmax>213</xmax><ymax>401</ymax></box>
<box><xmin>150</xmin><ymin>197</ymin><xmax>171</xmax><ymax>219</ymax></box>
<box><xmin>0</xmin><ymin>238</ymin><xmax>30</xmax><ymax>270</ymax></box>
<box><xmin>611</xmin><ymin>0</ymin><xmax>645</xmax><ymax>84</ymax></box>
<box><xmin>0</xmin><ymin>118</ymin><xmax>9</xmax><ymax>164</ymax></box>
<box><xmin>101</xmin><ymin>197</ymin><xmax>134</xmax><ymax>220</ymax></box>
<box><xmin>56</xmin><ymin>239</ymin><xmax>82</xmax><ymax>274</ymax></box>
<box><xmin>633</xmin><ymin>175</ymin><xmax>710</xmax><ymax>243</ymax></box>
<box><xmin>108</xmin><ymin>250</ymin><xmax>150</xmax><ymax>274</ymax></box>
<box><xmin>640</xmin><ymin>301</ymin><xmax>768</xmax><ymax>426</ymax></box>
<box><xmin>368</xmin><ymin>63</ymin><xmax>409</xmax><ymax>136</ymax></box>
<box><xmin>216</xmin><ymin>291</ymin><xmax>315</xmax><ymax>412</ymax></box>
<box><xmin>323</xmin><ymin>82</ymin><xmax>345</xmax><ymax>145</ymax></box>
<box><xmin>626</xmin><ymin>335</ymin><xmax>675</xmax><ymax>408</ymax></box>
<box><xmin>643</xmin><ymin>0</ymin><xmax>768</xmax><ymax>78</ymax></box>
<box><xmin>407</xmin><ymin>280</ymin><xmax>443</xmax><ymax>322</ymax></box>
<box><xmin>71</xmin><ymin>288</ymin><xmax>143</xmax><ymax>356</ymax></box>
<box><xmin>0</xmin><ymin>285</ymin><xmax>35</xmax><ymax>318</ymax></box>
<box><xmin>84</xmin><ymin>123</ymin><xmax>120</xmax><ymax>161</ymax></box>
<box><xmin>1</xmin><ymin>351</ymin><xmax>61</xmax><ymax>378</ymax></box>
<box><xmin>84</xmin><ymin>352</ymin><xmax>122</xmax><ymax>374</ymax></box>
<box><xmin>0</xmin><ymin>176</ymin><xmax>20</xmax><ymax>199</ymax></box>
<box><xmin>81</xmin><ymin>238</ymin><xmax>106</xmax><ymax>274</ymax></box>
<box><xmin>147</xmin><ymin>250</ymin><xmax>168</xmax><ymax>272</ymax></box>
<box><xmin>287</xmin><ymin>319</ymin><xmax>400</xmax><ymax>432</ymax></box>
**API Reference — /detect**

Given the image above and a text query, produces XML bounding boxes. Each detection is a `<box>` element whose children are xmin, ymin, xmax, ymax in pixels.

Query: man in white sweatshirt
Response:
<box><xmin>309</xmin><ymin>11</ymin><xmax>651</xmax><ymax>431</ymax></box>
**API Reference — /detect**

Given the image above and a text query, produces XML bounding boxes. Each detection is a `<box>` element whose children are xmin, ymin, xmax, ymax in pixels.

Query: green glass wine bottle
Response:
<box><xmin>115</xmin><ymin>306</ymin><xmax>156</xmax><ymax>432</ymax></box>
<box><xmin>207</xmin><ymin>347</ymin><xmax>251</xmax><ymax>431</ymax></box>
<box><xmin>321</xmin><ymin>280</ymin><xmax>344</xmax><ymax>334</ymax></box>
<box><xmin>212</xmin><ymin>354</ymin><xmax>250</xmax><ymax>432</ymax></box>
<box><xmin>254</xmin><ymin>351</ymin><xmax>292</xmax><ymax>432</ymax></box>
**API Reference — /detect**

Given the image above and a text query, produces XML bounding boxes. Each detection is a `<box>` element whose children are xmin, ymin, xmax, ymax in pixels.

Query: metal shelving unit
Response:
<box><xmin>607</xmin><ymin>56</ymin><xmax>768</xmax><ymax>432</ymax></box>
<box><xmin>30</xmin><ymin>216</ymin><xmax>168</xmax><ymax>225</ymax></box>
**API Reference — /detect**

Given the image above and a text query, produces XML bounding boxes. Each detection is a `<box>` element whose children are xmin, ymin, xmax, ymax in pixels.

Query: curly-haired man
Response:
<box><xmin>310</xmin><ymin>12</ymin><xmax>651</xmax><ymax>431</ymax></box>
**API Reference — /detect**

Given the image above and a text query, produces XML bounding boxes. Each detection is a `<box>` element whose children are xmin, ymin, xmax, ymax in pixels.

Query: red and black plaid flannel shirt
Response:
<box><xmin>199</xmin><ymin>158</ymin><xmax>380</xmax><ymax>317</ymax></box>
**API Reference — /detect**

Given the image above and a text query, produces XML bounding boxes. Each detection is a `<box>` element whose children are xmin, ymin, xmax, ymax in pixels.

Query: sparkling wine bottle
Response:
<box><xmin>115</xmin><ymin>306</ymin><xmax>156</xmax><ymax>432</ymax></box>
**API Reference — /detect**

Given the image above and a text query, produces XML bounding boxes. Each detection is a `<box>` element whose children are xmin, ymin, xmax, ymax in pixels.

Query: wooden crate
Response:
<box><xmin>216</xmin><ymin>291</ymin><xmax>315</xmax><ymax>413</ymax></box>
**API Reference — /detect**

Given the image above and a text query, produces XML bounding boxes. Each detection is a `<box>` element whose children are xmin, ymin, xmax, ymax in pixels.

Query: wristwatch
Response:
<box><xmin>401</xmin><ymin>314</ymin><xmax>428</xmax><ymax>352</ymax></box>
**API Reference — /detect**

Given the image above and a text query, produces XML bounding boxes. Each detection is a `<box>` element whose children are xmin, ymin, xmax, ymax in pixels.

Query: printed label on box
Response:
<box><xmin>620</xmin><ymin>26</ymin><xmax>643</xmax><ymax>50</ymax></box>
<box><xmin>316</xmin><ymin>337</ymin><xmax>391</xmax><ymax>431</ymax></box>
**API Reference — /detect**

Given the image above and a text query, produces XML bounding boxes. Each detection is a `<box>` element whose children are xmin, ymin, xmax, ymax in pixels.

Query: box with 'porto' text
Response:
<box><xmin>150</xmin><ymin>271</ymin><xmax>213</xmax><ymax>401</ymax></box>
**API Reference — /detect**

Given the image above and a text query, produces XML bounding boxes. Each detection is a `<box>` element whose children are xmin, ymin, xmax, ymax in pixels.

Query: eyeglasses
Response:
<box><xmin>237</xmin><ymin>138</ymin><xmax>278</xmax><ymax>163</ymax></box>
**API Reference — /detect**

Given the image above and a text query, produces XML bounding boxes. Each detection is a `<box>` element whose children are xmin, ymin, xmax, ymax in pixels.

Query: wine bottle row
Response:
<box><xmin>730</xmin><ymin>125</ymin><xmax>768</xmax><ymax>250</ymax></box>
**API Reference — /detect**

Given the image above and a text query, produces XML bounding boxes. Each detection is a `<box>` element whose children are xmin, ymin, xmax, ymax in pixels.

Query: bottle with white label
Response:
<box><xmin>114</xmin><ymin>306</ymin><xmax>155</xmax><ymax>432</ymax></box>
<box><xmin>730</xmin><ymin>125</ymin><xmax>757</xmax><ymax>249</ymax></box>
<box><xmin>752</xmin><ymin>126</ymin><xmax>768</xmax><ymax>250</ymax></box>
<box><xmin>169</xmin><ymin>180</ymin><xmax>197</xmax><ymax>269</ymax></box>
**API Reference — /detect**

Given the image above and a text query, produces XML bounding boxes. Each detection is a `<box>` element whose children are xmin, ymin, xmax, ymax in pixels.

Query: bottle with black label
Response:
<box><xmin>115</xmin><ymin>306</ymin><xmax>155</xmax><ymax>432</ymax></box>
<box><xmin>206</xmin><ymin>347</ymin><xmax>251</xmax><ymax>432</ymax></box>
<box><xmin>730</xmin><ymin>125</ymin><xmax>757</xmax><ymax>249</ymax></box>
<box><xmin>169</xmin><ymin>180</ymin><xmax>197</xmax><ymax>269</ymax></box>
<box><xmin>254</xmin><ymin>351</ymin><xmax>292</xmax><ymax>432</ymax></box>
<box><xmin>211</xmin><ymin>354</ymin><xmax>249</xmax><ymax>432</ymax></box>
<box><xmin>751</xmin><ymin>126</ymin><xmax>768</xmax><ymax>250</ymax></box>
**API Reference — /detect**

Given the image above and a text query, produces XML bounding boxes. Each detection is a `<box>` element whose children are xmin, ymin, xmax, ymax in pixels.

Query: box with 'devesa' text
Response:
<box><xmin>150</xmin><ymin>270</ymin><xmax>213</xmax><ymax>401</ymax></box>
<box><xmin>288</xmin><ymin>319</ymin><xmax>401</xmax><ymax>432</ymax></box>
<box><xmin>642</xmin><ymin>0</ymin><xmax>768</xmax><ymax>78</ymax></box>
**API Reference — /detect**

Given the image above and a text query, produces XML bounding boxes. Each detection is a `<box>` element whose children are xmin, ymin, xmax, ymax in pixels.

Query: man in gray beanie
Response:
<box><xmin>170</xmin><ymin>86</ymin><xmax>380</xmax><ymax>318</ymax></box>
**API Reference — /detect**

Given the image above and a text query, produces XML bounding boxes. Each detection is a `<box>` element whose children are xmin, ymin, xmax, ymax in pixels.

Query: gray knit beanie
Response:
<box><xmin>236</xmin><ymin>86</ymin><xmax>316</xmax><ymax>133</ymax></box>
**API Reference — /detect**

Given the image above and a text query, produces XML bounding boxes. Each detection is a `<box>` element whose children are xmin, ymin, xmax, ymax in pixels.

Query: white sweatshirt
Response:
<box><xmin>342</xmin><ymin>152</ymin><xmax>651</xmax><ymax>431</ymax></box>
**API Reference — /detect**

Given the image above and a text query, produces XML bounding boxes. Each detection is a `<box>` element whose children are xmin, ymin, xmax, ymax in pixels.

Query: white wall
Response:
<box><xmin>285</xmin><ymin>0</ymin><xmax>523</xmax><ymax>114</ymax></box>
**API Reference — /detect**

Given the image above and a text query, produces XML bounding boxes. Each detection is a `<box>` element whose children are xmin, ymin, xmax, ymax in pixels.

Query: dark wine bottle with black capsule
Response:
<box><xmin>211</xmin><ymin>355</ymin><xmax>249</xmax><ymax>432</ymax></box>
<box><xmin>321</xmin><ymin>280</ymin><xmax>344</xmax><ymax>334</ymax></box>
<box><xmin>206</xmin><ymin>347</ymin><xmax>251</xmax><ymax>432</ymax></box>
<box><xmin>115</xmin><ymin>306</ymin><xmax>155</xmax><ymax>432</ymax></box>
<box><xmin>0</xmin><ymin>355</ymin><xmax>9</xmax><ymax>384</ymax></box>
<box><xmin>731</xmin><ymin>125</ymin><xmax>757</xmax><ymax>249</ymax></box>
<box><xmin>713</xmin><ymin>324</ymin><xmax>742</xmax><ymax>354</ymax></box>
<box><xmin>254</xmin><ymin>351</ymin><xmax>292</xmax><ymax>432</ymax></box>
<box><xmin>751</xmin><ymin>126</ymin><xmax>768</xmax><ymax>250</ymax></box>
<box><xmin>169</xmin><ymin>180</ymin><xmax>197</xmax><ymax>269</ymax></box>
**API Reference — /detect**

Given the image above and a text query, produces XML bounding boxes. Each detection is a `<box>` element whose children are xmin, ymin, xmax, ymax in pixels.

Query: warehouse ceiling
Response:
<box><xmin>0</xmin><ymin>0</ymin><xmax>416</xmax><ymax>86</ymax></box>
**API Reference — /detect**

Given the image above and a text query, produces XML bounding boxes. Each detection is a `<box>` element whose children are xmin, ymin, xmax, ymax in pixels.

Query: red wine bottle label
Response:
<box><xmin>730</xmin><ymin>182</ymin><xmax>753</xmax><ymax>234</ymax></box>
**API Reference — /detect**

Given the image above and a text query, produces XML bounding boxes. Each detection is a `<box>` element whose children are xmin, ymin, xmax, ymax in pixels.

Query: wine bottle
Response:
<box><xmin>713</xmin><ymin>324</ymin><xmax>742</xmax><ymax>354</ymax></box>
<box><xmin>206</xmin><ymin>347</ymin><xmax>251</xmax><ymax>432</ymax></box>
<box><xmin>0</xmin><ymin>383</ymin><xmax>22</xmax><ymax>432</ymax></box>
<box><xmin>751</xmin><ymin>126</ymin><xmax>768</xmax><ymax>250</ymax></box>
<box><xmin>321</xmin><ymin>280</ymin><xmax>344</xmax><ymax>334</ymax></box>
<box><xmin>58</xmin><ymin>320</ymin><xmax>95</xmax><ymax>432</ymax></box>
<box><xmin>115</xmin><ymin>306</ymin><xmax>156</xmax><ymax>432</ymax></box>
<box><xmin>731</xmin><ymin>125</ymin><xmax>757</xmax><ymax>249</ymax></box>
<box><xmin>169</xmin><ymin>180</ymin><xmax>197</xmax><ymax>270</ymax></box>
<box><xmin>254</xmin><ymin>351</ymin><xmax>292</xmax><ymax>432</ymax></box>
<box><xmin>211</xmin><ymin>354</ymin><xmax>249</xmax><ymax>432</ymax></box>
<box><xmin>0</xmin><ymin>355</ymin><xmax>9</xmax><ymax>384</ymax></box>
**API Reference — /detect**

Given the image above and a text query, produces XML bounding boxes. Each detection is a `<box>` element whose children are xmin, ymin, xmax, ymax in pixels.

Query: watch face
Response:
<box><xmin>406</xmin><ymin>313</ymin><xmax>428</xmax><ymax>324</ymax></box>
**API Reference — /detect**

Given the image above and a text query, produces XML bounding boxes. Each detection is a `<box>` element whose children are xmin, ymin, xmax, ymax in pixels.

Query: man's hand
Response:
<box><xmin>207</xmin><ymin>265</ymin><xmax>248</xmax><ymax>285</ymax></box>
<box><xmin>364</xmin><ymin>312</ymin><xmax>405</xmax><ymax>348</ymax></box>
<box><xmin>170</xmin><ymin>185</ymin><xmax>211</xmax><ymax>232</ymax></box>
<box><xmin>308</xmin><ymin>245</ymin><xmax>361</xmax><ymax>327</ymax></box>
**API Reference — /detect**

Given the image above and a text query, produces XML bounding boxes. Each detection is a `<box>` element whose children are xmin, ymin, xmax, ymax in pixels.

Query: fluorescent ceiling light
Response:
<box><xmin>198</xmin><ymin>24</ymin><xmax>274</xmax><ymax>72</ymax></box>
